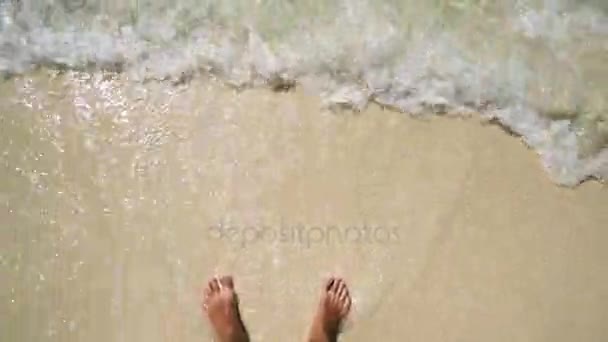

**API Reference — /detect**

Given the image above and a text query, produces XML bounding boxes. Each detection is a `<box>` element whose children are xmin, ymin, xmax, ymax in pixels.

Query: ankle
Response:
<box><xmin>308</xmin><ymin>321</ymin><xmax>338</xmax><ymax>342</ymax></box>
<box><xmin>220</xmin><ymin>328</ymin><xmax>248</xmax><ymax>342</ymax></box>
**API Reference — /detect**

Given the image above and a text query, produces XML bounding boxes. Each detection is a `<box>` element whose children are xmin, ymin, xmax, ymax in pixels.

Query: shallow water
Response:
<box><xmin>0</xmin><ymin>73</ymin><xmax>474</xmax><ymax>340</ymax></box>
<box><xmin>2</xmin><ymin>72</ymin><xmax>608</xmax><ymax>341</ymax></box>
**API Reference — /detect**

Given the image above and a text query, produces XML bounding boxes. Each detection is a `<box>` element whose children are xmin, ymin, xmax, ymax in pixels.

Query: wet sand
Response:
<box><xmin>2</xmin><ymin>77</ymin><xmax>607</xmax><ymax>341</ymax></box>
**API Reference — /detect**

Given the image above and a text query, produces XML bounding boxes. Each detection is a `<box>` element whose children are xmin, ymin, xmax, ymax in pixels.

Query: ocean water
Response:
<box><xmin>1</xmin><ymin>0</ymin><xmax>607</xmax><ymax>183</ymax></box>
<box><xmin>2</xmin><ymin>2</ymin><xmax>608</xmax><ymax>340</ymax></box>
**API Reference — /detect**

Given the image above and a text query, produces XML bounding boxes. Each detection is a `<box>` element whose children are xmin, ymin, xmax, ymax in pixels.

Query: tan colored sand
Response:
<box><xmin>2</xmin><ymin>77</ymin><xmax>607</xmax><ymax>341</ymax></box>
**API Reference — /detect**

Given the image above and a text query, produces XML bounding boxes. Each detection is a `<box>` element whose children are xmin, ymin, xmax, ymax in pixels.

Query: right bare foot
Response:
<box><xmin>308</xmin><ymin>277</ymin><xmax>352</xmax><ymax>342</ymax></box>
<box><xmin>202</xmin><ymin>276</ymin><xmax>249</xmax><ymax>342</ymax></box>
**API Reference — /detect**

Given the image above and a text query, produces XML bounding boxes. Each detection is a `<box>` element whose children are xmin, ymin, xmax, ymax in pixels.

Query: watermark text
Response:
<box><xmin>207</xmin><ymin>224</ymin><xmax>400</xmax><ymax>247</ymax></box>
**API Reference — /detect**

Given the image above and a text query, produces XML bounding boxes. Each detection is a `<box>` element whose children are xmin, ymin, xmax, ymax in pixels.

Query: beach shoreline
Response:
<box><xmin>2</xmin><ymin>78</ymin><xmax>607</xmax><ymax>341</ymax></box>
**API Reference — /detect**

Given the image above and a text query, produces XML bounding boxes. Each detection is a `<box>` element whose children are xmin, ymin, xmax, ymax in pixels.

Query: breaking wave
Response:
<box><xmin>1</xmin><ymin>0</ymin><xmax>607</xmax><ymax>185</ymax></box>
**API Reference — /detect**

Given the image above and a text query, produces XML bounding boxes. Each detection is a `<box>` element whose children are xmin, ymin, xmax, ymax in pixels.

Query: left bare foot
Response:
<box><xmin>202</xmin><ymin>276</ymin><xmax>249</xmax><ymax>342</ymax></box>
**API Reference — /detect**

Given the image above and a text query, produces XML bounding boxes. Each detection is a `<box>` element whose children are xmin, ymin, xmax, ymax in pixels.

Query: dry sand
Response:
<box><xmin>2</xmin><ymin>78</ymin><xmax>607</xmax><ymax>341</ymax></box>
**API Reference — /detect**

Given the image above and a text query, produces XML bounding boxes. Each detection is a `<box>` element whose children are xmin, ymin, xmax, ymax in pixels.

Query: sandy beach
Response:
<box><xmin>2</xmin><ymin>78</ymin><xmax>607</xmax><ymax>341</ymax></box>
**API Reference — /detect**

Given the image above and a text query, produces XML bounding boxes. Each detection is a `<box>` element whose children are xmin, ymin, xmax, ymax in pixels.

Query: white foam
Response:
<box><xmin>1</xmin><ymin>0</ymin><xmax>606</xmax><ymax>185</ymax></box>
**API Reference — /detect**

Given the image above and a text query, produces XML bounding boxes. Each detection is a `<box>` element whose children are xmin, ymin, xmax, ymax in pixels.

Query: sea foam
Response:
<box><xmin>1</xmin><ymin>0</ymin><xmax>606</xmax><ymax>185</ymax></box>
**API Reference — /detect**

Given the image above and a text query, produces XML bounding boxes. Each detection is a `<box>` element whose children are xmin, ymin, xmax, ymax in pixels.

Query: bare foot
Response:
<box><xmin>308</xmin><ymin>277</ymin><xmax>352</xmax><ymax>342</ymax></box>
<box><xmin>202</xmin><ymin>276</ymin><xmax>249</xmax><ymax>342</ymax></box>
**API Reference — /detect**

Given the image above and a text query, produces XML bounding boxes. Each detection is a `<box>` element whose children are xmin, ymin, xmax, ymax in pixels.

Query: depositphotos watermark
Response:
<box><xmin>207</xmin><ymin>224</ymin><xmax>400</xmax><ymax>248</ymax></box>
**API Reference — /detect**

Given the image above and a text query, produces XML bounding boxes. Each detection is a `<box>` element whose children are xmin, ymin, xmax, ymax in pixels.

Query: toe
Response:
<box><xmin>330</xmin><ymin>278</ymin><xmax>343</xmax><ymax>294</ymax></box>
<box><xmin>336</xmin><ymin>281</ymin><xmax>351</xmax><ymax>315</ymax></box>
<box><xmin>209</xmin><ymin>277</ymin><xmax>220</xmax><ymax>292</ymax></box>
<box><xmin>203</xmin><ymin>286</ymin><xmax>211</xmax><ymax>299</ymax></box>
<box><xmin>337</xmin><ymin>282</ymin><xmax>346</xmax><ymax>297</ymax></box>
<box><xmin>325</xmin><ymin>277</ymin><xmax>336</xmax><ymax>291</ymax></box>
<box><xmin>341</xmin><ymin>296</ymin><xmax>352</xmax><ymax>317</ymax></box>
